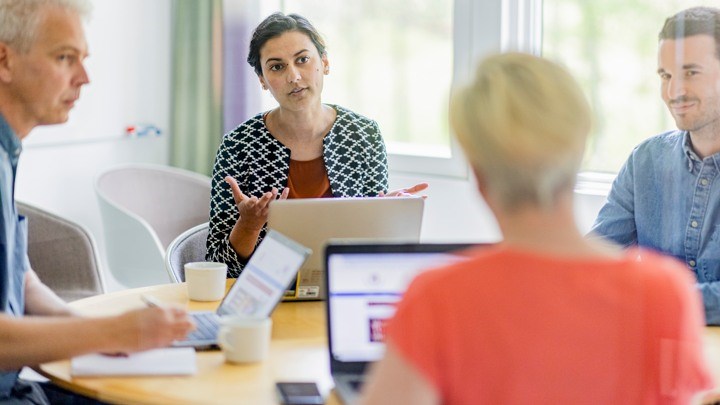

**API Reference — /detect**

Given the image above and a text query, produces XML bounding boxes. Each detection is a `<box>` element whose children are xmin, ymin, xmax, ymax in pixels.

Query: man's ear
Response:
<box><xmin>0</xmin><ymin>42</ymin><xmax>14</xmax><ymax>83</ymax></box>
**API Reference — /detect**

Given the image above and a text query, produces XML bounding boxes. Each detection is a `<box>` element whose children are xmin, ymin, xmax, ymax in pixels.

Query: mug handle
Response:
<box><xmin>218</xmin><ymin>327</ymin><xmax>236</xmax><ymax>352</ymax></box>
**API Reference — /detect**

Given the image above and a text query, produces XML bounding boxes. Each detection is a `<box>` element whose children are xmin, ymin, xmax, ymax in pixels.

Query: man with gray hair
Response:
<box><xmin>592</xmin><ymin>6</ymin><xmax>720</xmax><ymax>325</ymax></box>
<box><xmin>0</xmin><ymin>1</ymin><xmax>194</xmax><ymax>403</ymax></box>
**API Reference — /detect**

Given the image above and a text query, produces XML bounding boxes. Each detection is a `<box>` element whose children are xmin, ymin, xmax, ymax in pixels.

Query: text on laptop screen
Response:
<box><xmin>328</xmin><ymin>252</ymin><xmax>466</xmax><ymax>362</ymax></box>
<box><xmin>218</xmin><ymin>231</ymin><xmax>309</xmax><ymax>318</ymax></box>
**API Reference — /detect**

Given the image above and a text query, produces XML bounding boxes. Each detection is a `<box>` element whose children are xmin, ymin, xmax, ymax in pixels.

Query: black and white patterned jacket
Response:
<box><xmin>206</xmin><ymin>105</ymin><xmax>389</xmax><ymax>277</ymax></box>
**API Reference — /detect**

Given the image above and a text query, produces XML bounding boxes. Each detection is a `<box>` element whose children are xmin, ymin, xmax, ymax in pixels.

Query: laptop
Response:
<box><xmin>324</xmin><ymin>242</ymin><xmax>477</xmax><ymax>404</ymax></box>
<box><xmin>268</xmin><ymin>197</ymin><xmax>425</xmax><ymax>301</ymax></box>
<box><xmin>174</xmin><ymin>230</ymin><xmax>311</xmax><ymax>349</ymax></box>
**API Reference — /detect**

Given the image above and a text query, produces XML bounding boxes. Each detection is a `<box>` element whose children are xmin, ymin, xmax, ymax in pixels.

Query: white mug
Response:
<box><xmin>184</xmin><ymin>262</ymin><xmax>227</xmax><ymax>301</ymax></box>
<box><xmin>218</xmin><ymin>317</ymin><xmax>272</xmax><ymax>364</ymax></box>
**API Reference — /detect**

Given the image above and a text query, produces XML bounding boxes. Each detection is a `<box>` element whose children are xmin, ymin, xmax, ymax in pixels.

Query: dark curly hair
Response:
<box><xmin>247</xmin><ymin>12</ymin><xmax>326</xmax><ymax>76</ymax></box>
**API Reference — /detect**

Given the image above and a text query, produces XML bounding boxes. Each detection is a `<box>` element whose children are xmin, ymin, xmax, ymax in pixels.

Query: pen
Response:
<box><xmin>141</xmin><ymin>294</ymin><xmax>163</xmax><ymax>308</ymax></box>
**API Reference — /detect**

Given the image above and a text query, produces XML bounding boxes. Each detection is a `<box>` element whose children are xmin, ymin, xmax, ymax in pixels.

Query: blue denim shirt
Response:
<box><xmin>0</xmin><ymin>113</ymin><xmax>29</xmax><ymax>398</ymax></box>
<box><xmin>591</xmin><ymin>130</ymin><xmax>720</xmax><ymax>325</ymax></box>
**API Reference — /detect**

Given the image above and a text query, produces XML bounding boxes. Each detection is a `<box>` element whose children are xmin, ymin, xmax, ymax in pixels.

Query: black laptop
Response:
<box><xmin>324</xmin><ymin>242</ymin><xmax>478</xmax><ymax>404</ymax></box>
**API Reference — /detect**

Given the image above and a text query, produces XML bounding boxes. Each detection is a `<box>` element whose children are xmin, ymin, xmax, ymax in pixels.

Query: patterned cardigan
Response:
<box><xmin>206</xmin><ymin>105</ymin><xmax>389</xmax><ymax>277</ymax></box>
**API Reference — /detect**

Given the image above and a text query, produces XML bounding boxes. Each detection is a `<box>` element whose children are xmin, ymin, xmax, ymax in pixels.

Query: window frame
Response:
<box><xmin>511</xmin><ymin>0</ymin><xmax>617</xmax><ymax>192</ymax></box>
<box><xmin>391</xmin><ymin>0</ymin><xmax>507</xmax><ymax>178</ymax></box>
<box><xmin>246</xmin><ymin>0</ymin><xmax>617</xmax><ymax>185</ymax></box>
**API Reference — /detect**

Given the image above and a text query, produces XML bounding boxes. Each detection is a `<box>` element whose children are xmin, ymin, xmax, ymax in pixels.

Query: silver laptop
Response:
<box><xmin>269</xmin><ymin>197</ymin><xmax>425</xmax><ymax>301</ymax></box>
<box><xmin>324</xmin><ymin>242</ymin><xmax>476</xmax><ymax>404</ymax></box>
<box><xmin>174</xmin><ymin>230</ymin><xmax>310</xmax><ymax>349</ymax></box>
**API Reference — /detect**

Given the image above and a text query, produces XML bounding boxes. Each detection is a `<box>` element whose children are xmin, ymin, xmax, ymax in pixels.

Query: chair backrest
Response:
<box><xmin>17</xmin><ymin>201</ymin><xmax>105</xmax><ymax>301</ymax></box>
<box><xmin>165</xmin><ymin>222</ymin><xmax>209</xmax><ymax>283</ymax></box>
<box><xmin>95</xmin><ymin>164</ymin><xmax>211</xmax><ymax>288</ymax></box>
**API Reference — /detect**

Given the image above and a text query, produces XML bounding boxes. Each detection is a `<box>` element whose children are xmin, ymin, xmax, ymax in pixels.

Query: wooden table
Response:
<box><xmin>38</xmin><ymin>281</ymin><xmax>340</xmax><ymax>405</ymax></box>
<box><xmin>702</xmin><ymin>327</ymin><xmax>720</xmax><ymax>396</ymax></box>
<box><xmin>38</xmin><ymin>281</ymin><xmax>720</xmax><ymax>404</ymax></box>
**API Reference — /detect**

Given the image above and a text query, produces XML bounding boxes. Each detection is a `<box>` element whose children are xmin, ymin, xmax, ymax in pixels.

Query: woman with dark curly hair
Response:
<box><xmin>206</xmin><ymin>13</ymin><xmax>426</xmax><ymax>277</ymax></box>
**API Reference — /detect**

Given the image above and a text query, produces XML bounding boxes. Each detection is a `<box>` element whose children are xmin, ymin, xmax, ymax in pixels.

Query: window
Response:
<box><xmin>260</xmin><ymin>1</ymin><xmax>453</xmax><ymax>156</ymax></box>
<box><xmin>239</xmin><ymin>1</ymin><xmax>709</xmax><ymax>177</ymax></box>
<box><xmin>252</xmin><ymin>0</ymin><xmax>494</xmax><ymax>177</ymax></box>
<box><xmin>542</xmin><ymin>0</ymin><xmax>711</xmax><ymax>173</ymax></box>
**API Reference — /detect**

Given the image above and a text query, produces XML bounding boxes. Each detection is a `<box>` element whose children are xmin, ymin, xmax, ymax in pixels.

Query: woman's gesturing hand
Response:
<box><xmin>225</xmin><ymin>176</ymin><xmax>289</xmax><ymax>258</ymax></box>
<box><xmin>379</xmin><ymin>182</ymin><xmax>429</xmax><ymax>199</ymax></box>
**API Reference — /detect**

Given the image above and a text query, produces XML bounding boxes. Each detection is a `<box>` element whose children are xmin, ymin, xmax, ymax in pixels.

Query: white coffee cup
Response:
<box><xmin>218</xmin><ymin>317</ymin><xmax>273</xmax><ymax>364</ymax></box>
<box><xmin>184</xmin><ymin>262</ymin><xmax>227</xmax><ymax>301</ymax></box>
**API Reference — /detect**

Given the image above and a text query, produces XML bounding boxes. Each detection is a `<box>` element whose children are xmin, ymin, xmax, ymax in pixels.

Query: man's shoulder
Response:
<box><xmin>632</xmin><ymin>129</ymin><xmax>685</xmax><ymax>155</ymax></box>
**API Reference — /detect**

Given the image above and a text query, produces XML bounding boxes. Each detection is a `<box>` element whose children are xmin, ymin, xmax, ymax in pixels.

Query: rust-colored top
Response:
<box><xmin>287</xmin><ymin>156</ymin><xmax>333</xmax><ymax>199</ymax></box>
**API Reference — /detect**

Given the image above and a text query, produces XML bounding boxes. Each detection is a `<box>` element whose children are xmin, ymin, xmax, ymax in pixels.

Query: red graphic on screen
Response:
<box><xmin>369</xmin><ymin>318</ymin><xmax>387</xmax><ymax>343</ymax></box>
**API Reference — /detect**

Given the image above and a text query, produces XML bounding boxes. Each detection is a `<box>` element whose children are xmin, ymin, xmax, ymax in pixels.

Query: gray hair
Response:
<box><xmin>0</xmin><ymin>0</ymin><xmax>91</xmax><ymax>53</ymax></box>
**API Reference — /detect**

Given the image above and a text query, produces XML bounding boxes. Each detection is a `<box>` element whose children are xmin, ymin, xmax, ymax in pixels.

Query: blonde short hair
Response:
<box><xmin>0</xmin><ymin>0</ymin><xmax>91</xmax><ymax>53</ymax></box>
<box><xmin>450</xmin><ymin>53</ymin><xmax>591</xmax><ymax>211</ymax></box>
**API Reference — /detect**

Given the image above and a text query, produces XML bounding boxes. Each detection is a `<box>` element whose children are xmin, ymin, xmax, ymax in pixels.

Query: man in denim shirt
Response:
<box><xmin>0</xmin><ymin>1</ymin><xmax>194</xmax><ymax>403</ymax></box>
<box><xmin>592</xmin><ymin>7</ymin><xmax>720</xmax><ymax>325</ymax></box>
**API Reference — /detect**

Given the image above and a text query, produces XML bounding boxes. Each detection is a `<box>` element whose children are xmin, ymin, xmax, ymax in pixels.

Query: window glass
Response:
<box><xmin>542</xmin><ymin>0</ymin><xmax>711</xmax><ymax>173</ymax></box>
<box><xmin>259</xmin><ymin>1</ymin><xmax>454</xmax><ymax>158</ymax></box>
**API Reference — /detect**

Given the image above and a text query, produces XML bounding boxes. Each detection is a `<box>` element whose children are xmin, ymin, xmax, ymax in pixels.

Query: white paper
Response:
<box><xmin>70</xmin><ymin>347</ymin><xmax>197</xmax><ymax>377</ymax></box>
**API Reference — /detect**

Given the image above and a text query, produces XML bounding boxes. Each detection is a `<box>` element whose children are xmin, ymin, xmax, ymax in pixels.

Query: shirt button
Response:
<box><xmin>701</xmin><ymin>178</ymin><xmax>709</xmax><ymax>186</ymax></box>
<box><xmin>689</xmin><ymin>260</ymin><xmax>696</xmax><ymax>267</ymax></box>
<box><xmin>691</xmin><ymin>220</ymin><xmax>699</xmax><ymax>228</ymax></box>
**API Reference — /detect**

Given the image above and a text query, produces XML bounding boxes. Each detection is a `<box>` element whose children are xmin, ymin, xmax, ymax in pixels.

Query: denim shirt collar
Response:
<box><xmin>682</xmin><ymin>131</ymin><xmax>720</xmax><ymax>174</ymax></box>
<box><xmin>0</xmin><ymin>114</ymin><xmax>22</xmax><ymax>167</ymax></box>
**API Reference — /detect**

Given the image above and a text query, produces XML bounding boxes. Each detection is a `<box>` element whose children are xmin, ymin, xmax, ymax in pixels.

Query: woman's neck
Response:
<box><xmin>493</xmin><ymin>194</ymin><xmax>622</xmax><ymax>259</ymax></box>
<box><xmin>271</xmin><ymin>103</ymin><xmax>334</xmax><ymax>143</ymax></box>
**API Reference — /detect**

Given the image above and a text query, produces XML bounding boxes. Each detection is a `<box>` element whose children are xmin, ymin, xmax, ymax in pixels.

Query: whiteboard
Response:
<box><xmin>25</xmin><ymin>0</ymin><xmax>171</xmax><ymax>146</ymax></box>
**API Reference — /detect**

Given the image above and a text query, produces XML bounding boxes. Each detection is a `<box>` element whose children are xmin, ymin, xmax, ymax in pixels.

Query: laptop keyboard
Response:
<box><xmin>185</xmin><ymin>312</ymin><xmax>220</xmax><ymax>341</ymax></box>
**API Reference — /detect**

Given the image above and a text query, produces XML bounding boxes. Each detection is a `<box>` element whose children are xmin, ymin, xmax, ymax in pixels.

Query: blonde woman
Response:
<box><xmin>360</xmin><ymin>53</ymin><xmax>712</xmax><ymax>404</ymax></box>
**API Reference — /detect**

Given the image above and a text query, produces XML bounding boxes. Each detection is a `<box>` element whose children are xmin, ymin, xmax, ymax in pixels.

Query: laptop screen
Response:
<box><xmin>326</xmin><ymin>244</ymin><xmax>475</xmax><ymax>366</ymax></box>
<box><xmin>217</xmin><ymin>230</ymin><xmax>311</xmax><ymax>318</ymax></box>
<box><xmin>269</xmin><ymin>197</ymin><xmax>425</xmax><ymax>300</ymax></box>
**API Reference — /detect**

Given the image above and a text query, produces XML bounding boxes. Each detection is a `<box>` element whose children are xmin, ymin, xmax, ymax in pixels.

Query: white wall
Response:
<box><xmin>15</xmin><ymin>0</ymin><xmax>171</xmax><ymax>290</ymax></box>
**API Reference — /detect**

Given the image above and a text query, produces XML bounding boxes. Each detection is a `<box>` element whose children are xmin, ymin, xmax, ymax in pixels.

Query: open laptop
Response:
<box><xmin>325</xmin><ymin>242</ymin><xmax>477</xmax><ymax>404</ymax></box>
<box><xmin>174</xmin><ymin>230</ymin><xmax>310</xmax><ymax>349</ymax></box>
<box><xmin>268</xmin><ymin>197</ymin><xmax>425</xmax><ymax>301</ymax></box>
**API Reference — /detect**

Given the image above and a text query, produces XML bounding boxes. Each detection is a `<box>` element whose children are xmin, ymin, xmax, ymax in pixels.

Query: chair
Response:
<box><xmin>17</xmin><ymin>201</ymin><xmax>105</xmax><ymax>301</ymax></box>
<box><xmin>95</xmin><ymin>164</ymin><xmax>211</xmax><ymax>288</ymax></box>
<box><xmin>165</xmin><ymin>222</ymin><xmax>209</xmax><ymax>283</ymax></box>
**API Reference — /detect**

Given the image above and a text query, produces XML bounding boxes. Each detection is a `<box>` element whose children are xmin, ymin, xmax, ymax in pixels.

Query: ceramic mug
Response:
<box><xmin>184</xmin><ymin>262</ymin><xmax>227</xmax><ymax>301</ymax></box>
<box><xmin>218</xmin><ymin>317</ymin><xmax>273</xmax><ymax>363</ymax></box>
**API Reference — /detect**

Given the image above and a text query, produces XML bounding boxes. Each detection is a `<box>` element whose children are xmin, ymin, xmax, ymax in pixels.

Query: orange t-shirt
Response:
<box><xmin>387</xmin><ymin>246</ymin><xmax>713</xmax><ymax>404</ymax></box>
<box><xmin>286</xmin><ymin>156</ymin><xmax>333</xmax><ymax>199</ymax></box>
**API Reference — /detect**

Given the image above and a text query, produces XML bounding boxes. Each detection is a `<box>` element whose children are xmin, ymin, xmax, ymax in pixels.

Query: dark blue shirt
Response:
<box><xmin>0</xmin><ymin>113</ymin><xmax>29</xmax><ymax>398</ymax></box>
<box><xmin>592</xmin><ymin>130</ymin><xmax>720</xmax><ymax>324</ymax></box>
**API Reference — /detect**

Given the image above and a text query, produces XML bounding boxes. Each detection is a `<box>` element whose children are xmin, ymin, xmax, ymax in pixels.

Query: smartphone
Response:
<box><xmin>275</xmin><ymin>382</ymin><xmax>323</xmax><ymax>405</ymax></box>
